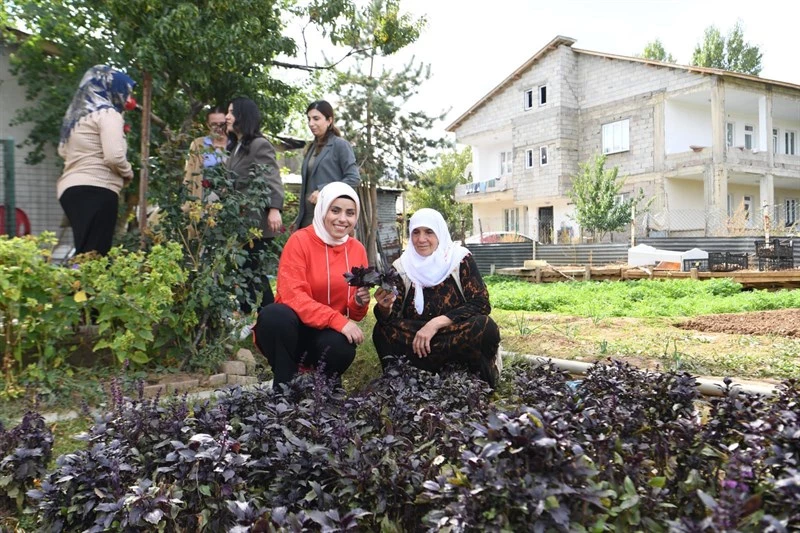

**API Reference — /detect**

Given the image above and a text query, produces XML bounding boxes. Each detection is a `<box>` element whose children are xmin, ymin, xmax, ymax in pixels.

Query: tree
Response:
<box><xmin>407</xmin><ymin>147</ymin><xmax>472</xmax><ymax>242</ymax></box>
<box><xmin>640</xmin><ymin>39</ymin><xmax>676</xmax><ymax>63</ymax></box>
<box><xmin>330</xmin><ymin>0</ymin><xmax>448</xmax><ymax>265</ymax></box>
<box><xmin>567</xmin><ymin>154</ymin><xmax>644</xmax><ymax>242</ymax></box>
<box><xmin>691</xmin><ymin>21</ymin><xmax>762</xmax><ymax>76</ymax></box>
<box><xmin>3</xmin><ymin>0</ymin><xmax>355</xmax><ymax>163</ymax></box>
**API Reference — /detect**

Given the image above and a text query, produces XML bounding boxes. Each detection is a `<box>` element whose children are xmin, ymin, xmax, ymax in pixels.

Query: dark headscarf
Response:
<box><xmin>59</xmin><ymin>65</ymin><xmax>136</xmax><ymax>145</ymax></box>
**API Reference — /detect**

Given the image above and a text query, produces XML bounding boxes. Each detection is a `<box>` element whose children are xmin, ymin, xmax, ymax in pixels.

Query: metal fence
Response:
<box><xmin>534</xmin><ymin>236</ymin><xmax>800</xmax><ymax>268</ymax></box>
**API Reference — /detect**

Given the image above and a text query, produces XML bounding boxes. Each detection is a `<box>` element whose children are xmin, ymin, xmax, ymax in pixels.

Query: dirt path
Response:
<box><xmin>679</xmin><ymin>309</ymin><xmax>800</xmax><ymax>338</ymax></box>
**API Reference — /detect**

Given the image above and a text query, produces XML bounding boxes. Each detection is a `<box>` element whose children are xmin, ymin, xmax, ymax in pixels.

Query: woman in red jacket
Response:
<box><xmin>254</xmin><ymin>182</ymin><xmax>371</xmax><ymax>387</ymax></box>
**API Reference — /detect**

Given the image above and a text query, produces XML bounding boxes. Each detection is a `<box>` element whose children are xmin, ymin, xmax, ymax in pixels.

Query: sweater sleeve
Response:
<box><xmin>444</xmin><ymin>255</ymin><xmax>492</xmax><ymax>323</ymax></box>
<box><xmin>277</xmin><ymin>235</ymin><xmax>350</xmax><ymax>332</ymax></box>
<box><xmin>99</xmin><ymin>111</ymin><xmax>133</xmax><ymax>180</ymax></box>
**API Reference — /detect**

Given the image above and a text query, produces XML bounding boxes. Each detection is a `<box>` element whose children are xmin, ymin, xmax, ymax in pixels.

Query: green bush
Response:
<box><xmin>0</xmin><ymin>233</ymin><xmax>80</xmax><ymax>399</ymax></box>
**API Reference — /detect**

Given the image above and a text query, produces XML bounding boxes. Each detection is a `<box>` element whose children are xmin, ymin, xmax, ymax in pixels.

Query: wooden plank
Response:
<box><xmin>498</xmin><ymin>266</ymin><xmax>800</xmax><ymax>289</ymax></box>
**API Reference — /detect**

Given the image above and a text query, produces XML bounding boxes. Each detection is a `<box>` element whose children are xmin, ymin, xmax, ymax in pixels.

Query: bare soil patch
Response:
<box><xmin>679</xmin><ymin>309</ymin><xmax>800</xmax><ymax>338</ymax></box>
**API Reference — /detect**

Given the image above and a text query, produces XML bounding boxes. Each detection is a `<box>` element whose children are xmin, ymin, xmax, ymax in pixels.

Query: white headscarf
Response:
<box><xmin>400</xmin><ymin>208</ymin><xmax>471</xmax><ymax>314</ymax></box>
<box><xmin>312</xmin><ymin>182</ymin><xmax>361</xmax><ymax>246</ymax></box>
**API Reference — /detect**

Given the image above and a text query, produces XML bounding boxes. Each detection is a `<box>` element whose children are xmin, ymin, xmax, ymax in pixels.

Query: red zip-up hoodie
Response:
<box><xmin>275</xmin><ymin>226</ymin><xmax>369</xmax><ymax>332</ymax></box>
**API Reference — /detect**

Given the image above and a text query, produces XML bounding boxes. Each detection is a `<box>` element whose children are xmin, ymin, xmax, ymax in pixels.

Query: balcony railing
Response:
<box><xmin>455</xmin><ymin>175</ymin><xmax>513</xmax><ymax>199</ymax></box>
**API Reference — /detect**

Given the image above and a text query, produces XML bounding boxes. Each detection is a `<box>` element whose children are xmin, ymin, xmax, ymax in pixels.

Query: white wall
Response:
<box><xmin>0</xmin><ymin>44</ymin><xmax>64</xmax><ymax>236</ymax></box>
<box><xmin>666</xmin><ymin>178</ymin><xmax>705</xmax><ymax>211</ymax></box>
<box><xmin>473</xmin><ymin>143</ymin><xmax>513</xmax><ymax>182</ymax></box>
<box><xmin>664</xmin><ymin>101</ymin><xmax>711</xmax><ymax>154</ymax></box>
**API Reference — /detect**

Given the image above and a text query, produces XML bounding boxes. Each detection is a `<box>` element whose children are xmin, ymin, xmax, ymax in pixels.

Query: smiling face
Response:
<box><xmin>411</xmin><ymin>226</ymin><xmax>439</xmax><ymax>257</ymax></box>
<box><xmin>324</xmin><ymin>197</ymin><xmax>358</xmax><ymax>239</ymax></box>
<box><xmin>307</xmin><ymin>108</ymin><xmax>332</xmax><ymax>140</ymax></box>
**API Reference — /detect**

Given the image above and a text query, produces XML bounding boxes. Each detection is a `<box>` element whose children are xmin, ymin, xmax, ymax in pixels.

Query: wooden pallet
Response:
<box><xmin>498</xmin><ymin>265</ymin><xmax>800</xmax><ymax>290</ymax></box>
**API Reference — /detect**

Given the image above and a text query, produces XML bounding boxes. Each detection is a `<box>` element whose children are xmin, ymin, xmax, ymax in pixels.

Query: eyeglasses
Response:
<box><xmin>209</xmin><ymin>122</ymin><xmax>227</xmax><ymax>128</ymax></box>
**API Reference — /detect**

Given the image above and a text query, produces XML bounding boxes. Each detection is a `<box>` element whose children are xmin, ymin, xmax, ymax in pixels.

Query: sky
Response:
<box><xmin>361</xmin><ymin>0</ymin><xmax>800</xmax><ymax>139</ymax></box>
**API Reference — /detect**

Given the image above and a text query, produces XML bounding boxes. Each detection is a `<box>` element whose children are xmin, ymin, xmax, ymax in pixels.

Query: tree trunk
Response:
<box><xmin>138</xmin><ymin>71</ymin><xmax>153</xmax><ymax>246</ymax></box>
<box><xmin>357</xmin><ymin>183</ymin><xmax>379</xmax><ymax>266</ymax></box>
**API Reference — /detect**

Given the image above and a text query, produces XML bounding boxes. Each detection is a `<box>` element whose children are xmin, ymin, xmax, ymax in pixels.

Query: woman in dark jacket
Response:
<box><xmin>372</xmin><ymin>209</ymin><xmax>501</xmax><ymax>388</ymax></box>
<box><xmin>295</xmin><ymin>100</ymin><xmax>361</xmax><ymax>229</ymax></box>
<box><xmin>225</xmin><ymin>97</ymin><xmax>284</xmax><ymax>313</ymax></box>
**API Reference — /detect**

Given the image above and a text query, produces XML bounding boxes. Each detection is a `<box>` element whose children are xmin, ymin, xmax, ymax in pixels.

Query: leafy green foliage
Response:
<box><xmin>146</xmin><ymin>132</ymin><xmax>277</xmax><ymax>369</ymax></box>
<box><xmin>568</xmin><ymin>154</ymin><xmax>645</xmax><ymax>242</ymax></box>
<box><xmin>691</xmin><ymin>20</ymin><xmax>762</xmax><ymax>76</ymax></box>
<box><xmin>485</xmin><ymin>276</ymin><xmax>800</xmax><ymax>317</ymax></box>
<box><xmin>330</xmin><ymin>0</ymin><xmax>447</xmax><ymax>263</ymax></box>
<box><xmin>74</xmin><ymin>242</ymin><xmax>186</xmax><ymax>365</ymax></box>
<box><xmin>0</xmin><ymin>233</ymin><xmax>81</xmax><ymax>399</ymax></box>
<box><xmin>407</xmin><ymin>147</ymin><xmax>473</xmax><ymax>242</ymax></box>
<box><xmin>640</xmin><ymin>38</ymin><xmax>676</xmax><ymax>63</ymax></box>
<box><xmin>3</xmin><ymin>0</ymin><xmax>354</xmax><ymax>163</ymax></box>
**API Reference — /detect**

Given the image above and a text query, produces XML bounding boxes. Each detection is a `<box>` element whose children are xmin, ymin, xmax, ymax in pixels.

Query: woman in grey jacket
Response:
<box><xmin>295</xmin><ymin>100</ymin><xmax>361</xmax><ymax>229</ymax></box>
<box><xmin>225</xmin><ymin>97</ymin><xmax>283</xmax><ymax>313</ymax></box>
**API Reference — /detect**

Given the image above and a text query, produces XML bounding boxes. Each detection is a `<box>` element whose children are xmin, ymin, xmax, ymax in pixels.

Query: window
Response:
<box><xmin>540</xmin><ymin>146</ymin><xmax>548</xmax><ymax>166</ymax></box>
<box><xmin>785</xmin><ymin>131</ymin><xmax>797</xmax><ymax>155</ymax></box>
<box><xmin>525</xmin><ymin>149</ymin><xmax>534</xmax><ymax>169</ymax></box>
<box><xmin>773</xmin><ymin>128</ymin><xmax>779</xmax><ymax>154</ymax></box>
<box><xmin>499</xmin><ymin>151</ymin><xmax>513</xmax><ymax>175</ymax></box>
<box><xmin>538</xmin><ymin>85</ymin><xmax>547</xmax><ymax>106</ymax></box>
<box><xmin>743</xmin><ymin>195</ymin><xmax>753</xmax><ymax>221</ymax></box>
<box><xmin>726</xmin><ymin>122</ymin><xmax>735</xmax><ymax>148</ymax></box>
<box><xmin>601</xmin><ymin>119</ymin><xmax>630</xmax><ymax>154</ymax></box>
<box><xmin>786</xmin><ymin>198</ymin><xmax>798</xmax><ymax>226</ymax></box>
<box><xmin>504</xmin><ymin>208</ymin><xmax>520</xmax><ymax>232</ymax></box>
<box><xmin>744</xmin><ymin>124</ymin><xmax>754</xmax><ymax>150</ymax></box>
<box><xmin>614</xmin><ymin>192</ymin><xmax>630</xmax><ymax>206</ymax></box>
<box><xmin>523</xmin><ymin>89</ymin><xmax>534</xmax><ymax>110</ymax></box>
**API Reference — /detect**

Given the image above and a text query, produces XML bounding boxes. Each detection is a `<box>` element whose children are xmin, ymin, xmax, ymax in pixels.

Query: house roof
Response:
<box><xmin>2</xmin><ymin>26</ymin><xmax>60</xmax><ymax>55</ymax></box>
<box><xmin>445</xmin><ymin>36</ymin><xmax>800</xmax><ymax>133</ymax></box>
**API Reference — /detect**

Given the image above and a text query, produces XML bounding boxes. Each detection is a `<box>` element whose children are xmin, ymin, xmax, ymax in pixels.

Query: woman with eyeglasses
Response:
<box><xmin>183</xmin><ymin>106</ymin><xmax>228</xmax><ymax>205</ymax></box>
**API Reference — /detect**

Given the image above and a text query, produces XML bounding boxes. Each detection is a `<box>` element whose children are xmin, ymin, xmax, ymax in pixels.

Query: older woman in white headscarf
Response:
<box><xmin>253</xmin><ymin>182</ymin><xmax>371</xmax><ymax>388</ymax></box>
<box><xmin>372</xmin><ymin>208</ymin><xmax>501</xmax><ymax>387</ymax></box>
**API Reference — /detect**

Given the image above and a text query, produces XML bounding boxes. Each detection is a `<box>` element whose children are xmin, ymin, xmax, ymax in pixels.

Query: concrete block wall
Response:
<box><xmin>576</xmin><ymin>53</ymin><xmax>706</xmax><ymax>110</ymax></box>
<box><xmin>579</xmin><ymin>92</ymin><xmax>657</xmax><ymax>177</ymax></box>
<box><xmin>455</xmin><ymin>45</ymin><xmax>570</xmax><ymax>141</ymax></box>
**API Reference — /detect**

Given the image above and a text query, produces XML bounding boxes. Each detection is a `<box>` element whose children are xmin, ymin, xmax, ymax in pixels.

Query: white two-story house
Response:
<box><xmin>448</xmin><ymin>36</ymin><xmax>800</xmax><ymax>243</ymax></box>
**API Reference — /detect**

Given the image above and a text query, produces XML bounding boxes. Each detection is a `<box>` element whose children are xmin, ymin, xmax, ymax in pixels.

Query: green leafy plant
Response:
<box><xmin>75</xmin><ymin>243</ymin><xmax>187</xmax><ymax>365</ymax></box>
<box><xmin>0</xmin><ymin>233</ymin><xmax>81</xmax><ymax>398</ymax></box>
<box><xmin>146</xmin><ymin>133</ymin><xmax>275</xmax><ymax>370</ymax></box>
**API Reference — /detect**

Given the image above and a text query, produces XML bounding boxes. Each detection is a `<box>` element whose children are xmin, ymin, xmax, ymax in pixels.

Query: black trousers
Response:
<box><xmin>254</xmin><ymin>303</ymin><xmax>356</xmax><ymax>387</ymax></box>
<box><xmin>59</xmin><ymin>185</ymin><xmax>119</xmax><ymax>255</ymax></box>
<box><xmin>240</xmin><ymin>237</ymin><xmax>275</xmax><ymax>314</ymax></box>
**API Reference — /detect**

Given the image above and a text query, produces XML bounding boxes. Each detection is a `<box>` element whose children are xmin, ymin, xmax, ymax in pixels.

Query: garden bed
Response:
<box><xmin>679</xmin><ymin>308</ymin><xmax>800</xmax><ymax>338</ymax></box>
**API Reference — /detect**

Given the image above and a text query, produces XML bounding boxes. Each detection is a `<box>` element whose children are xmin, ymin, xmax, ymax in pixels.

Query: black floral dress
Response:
<box><xmin>372</xmin><ymin>255</ymin><xmax>500</xmax><ymax>384</ymax></box>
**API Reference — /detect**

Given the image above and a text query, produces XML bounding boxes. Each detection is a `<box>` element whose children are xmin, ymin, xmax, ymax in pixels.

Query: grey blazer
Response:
<box><xmin>296</xmin><ymin>135</ymin><xmax>360</xmax><ymax>227</ymax></box>
<box><xmin>227</xmin><ymin>136</ymin><xmax>284</xmax><ymax>238</ymax></box>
